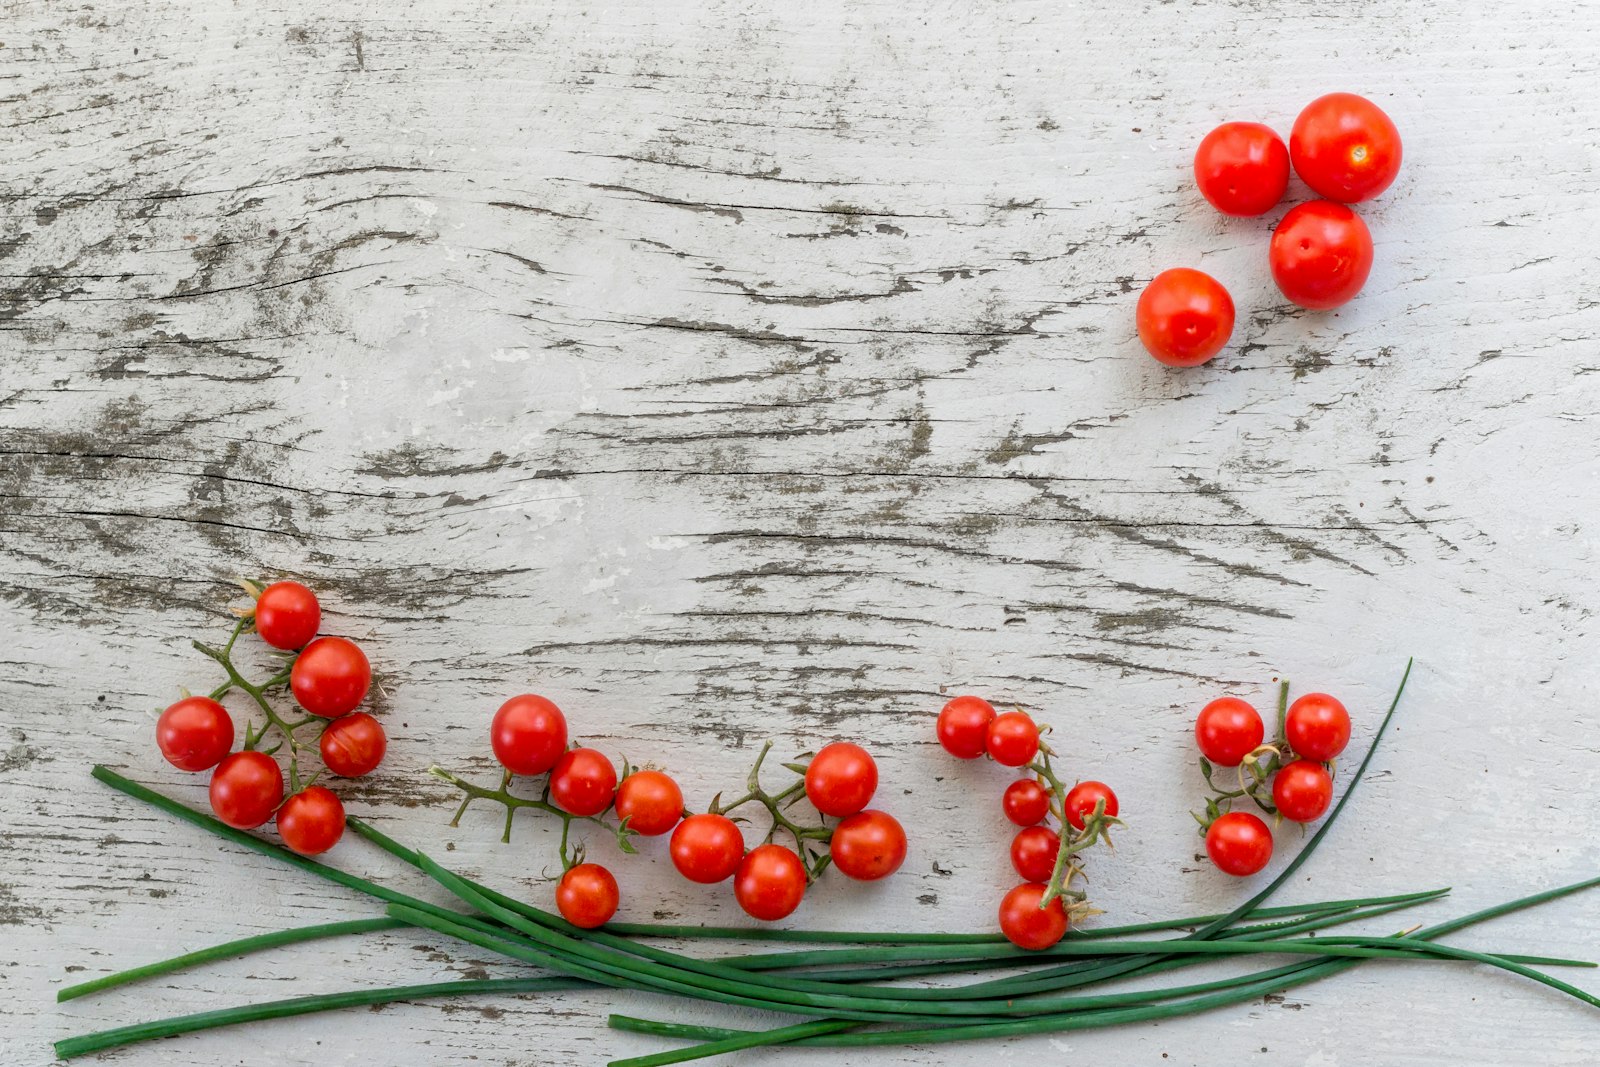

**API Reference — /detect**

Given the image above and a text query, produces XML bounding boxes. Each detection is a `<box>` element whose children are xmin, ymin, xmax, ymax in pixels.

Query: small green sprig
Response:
<box><xmin>429</xmin><ymin>765</ymin><xmax>636</xmax><ymax>870</ymax></box>
<box><xmin>709</xmin><ymin>741</ymin><xmax>835</xmax><ymax>881</ymax></box>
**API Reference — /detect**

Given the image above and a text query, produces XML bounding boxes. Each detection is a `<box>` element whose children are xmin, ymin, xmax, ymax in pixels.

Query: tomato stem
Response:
<box><xmin>192</xmin><ymin>617</ymin><xmax>303</xmax><ymax>788</ymax></box>
<box><xmin>428</xmin><ymin>765</ymin><xmax>635</xmax><ymax>867</ymax></box>
<box><xmin>712</xmin><ymin>741</ymin><xmax>835</xmax><ymax>881</ymax></box>
<box><xmin>1025</xmin><ymin>748</ymin><xmax>1121</xmax><ymax>911</ymax></box>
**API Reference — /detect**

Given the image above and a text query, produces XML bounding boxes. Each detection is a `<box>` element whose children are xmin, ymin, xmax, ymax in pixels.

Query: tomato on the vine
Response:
<box><xmin>614</xmin><ymin>770</ymin><xmax>683</xmax><ymax>836</ymax></box>
<box><xmin>829</xmin><ymin>809</ymin><xmax>907</xmax><ymax>881</ymax></box>
<box><xmin>1002</xmin><ymin>778</ymin><xmax>1050</xmax><ymax>826</ymax></box>
<box><xmin>1063</xmin><ymin>780</ymin><xmax>1119</xmax><ymax>832</ymax></box>
<box><xmin>549</xmin><ymin>748</ymin><xmax>618</xmax><ymax>817</ymax></box>
<box><xmin>734</xmin><ymin>844</ymin><xmax>807</xmax><ymax>921</ymax></box>
<box><xmin>986</xmin><ymin>711</ymin><xmax>1040</xmax><ymax>767</ymax></box>
<box><xmin>276</xmin><ymin>786</ymin><xmax>345</xmax><ymax>856</ymax></box>
<box><xmin>1290</xmin><ymin>92</ymin><xmax>1402</xmax><ymax>203</ymax></box>
<box><xmin>1136</xmin><ymin>268</ymin><xmax>1235</xmax><ymax>367</ymax></box>
<box><xmin>670</xmin><ymin>814</ymin><xmax>746</xmax><ymax>884</ymax></box>
<box><xmin>1269</xmin><ymin>200</ymin><xmax>1373</xmax><ymax>310</ymax></box>
<box><xmin>490</xmin><ymin>694</ymin><xmax>568</xmax><ymax>776</ymax></box>
<box><xmin>1009</xmin><ymin>825</ymin><xmax>1060</xmax><ymax>883</ymax></box>
<box><xmin>556</xmin><ymin>862</ymin><xmax>619</xmax><ymax>928</ymax></box>
<box><xmin>209</xmin><ymin>751</ymin><xmax>284</xmax><ymax>829</ymax></box>
<box><xmin>1272</xmin><ymin>760</ymin><xmax>1334</xmax><ymax>822</ymax></box>
<box><xmin>289</xmin><ymin>636</ymin><xmax>370</xmax><ymax>718</ymax></box>
<box><xmin>1205</xmin><ymin>811</ymin><xmax>1273</xmax><ymax>876</ymax></box>
<box><xmin>998</xmin><ymin>883</ymin><xmax>1068</xmax><ymax>950</ymax></box>
<box><xmin>253</xmin><ymin>581</ymin><xmax>320</xmax><ymax>650</ymax></box>
<box><xmin>156</xmin><ymin>696</ymin><xmax>234</xmax><ymax>772</ymax></box>
<box><xmin>319</xmin><ymin>712</ymin><xmax>386</xmax><ymax>777</ymax></box>
<box><xmin>805</xmin><ymin>742</ymin><xmax>877</xmax><ymax>818</ymax></box>
<box><xmin>936</xmin><ymin>695</ymin><xmax>996</xmax><ymax>759</ymax></box>
<box><xmin>1285</xmin><ymin>692</ymin><xmax>1351</xmax><ymax>761</ymax></box>
<box><xmin>1193</xmin><ymin>121</ymin><xmax>1290</xmax><ymax>217</ymax></box>
<box><xmin>1194</xmin><ymin>697</ymin><xmax>1265</xmax><ymax>767</ymax></box>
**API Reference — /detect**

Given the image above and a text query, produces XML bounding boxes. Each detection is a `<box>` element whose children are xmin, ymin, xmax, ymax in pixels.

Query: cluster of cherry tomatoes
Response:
<box><xmin>1192</xmin><ymin>688</ymin><xmax>1352</xmax><ymax>876</ymax></box>
<box><xmin>936</xmin><ymin>695</ymin><xmax>1121</xmax><ymax>950</ymax></box>
<box><xmin>485</xmin><ymin>695</ymin><xmax>906</xmax><ymax>929</ymax></box>
<box><xmin>1137</xmin><ymin>92</ymin><xmax>1403</xmax><ymax>367</ymax></box>
<box><xmin>154</xmin><ymin>581</ymin><xmax>384</xmax><ymax>857</ymax></box>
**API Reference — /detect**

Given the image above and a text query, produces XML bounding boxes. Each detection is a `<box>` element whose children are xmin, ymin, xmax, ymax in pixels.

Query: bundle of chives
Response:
<box><xmin>55</xmin><ymin>661</ymin><xmax>1600</xmax><ymax>1064</ymax></box>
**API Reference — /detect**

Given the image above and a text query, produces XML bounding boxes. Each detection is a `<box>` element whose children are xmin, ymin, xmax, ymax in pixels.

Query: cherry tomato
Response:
<box><xmin>156</xmin><ymin>696</ymin><xmax>234</xmax><ymax>772</ymax></box>
<box><xmin>1002</xmin><ymin>778</ymin><xmax>1051</xmax><ymax>826</ymax></box>
<box><xmin>829</xmin><ymin>809</ymin><xmax>907</xmax><ymax>881</ymax></box>
<box><xmin>1009</xmin><ymin>825</ymin><xmax>1060</xmax><ymax>883</ymax></box>
<box><xmin>1290</xmin><ymin>92</ymin><xmax>1402</xmax><ymax>203</ymax></box>
<box><xmin>804</xmin><ymin>742</ymin><xmax>878</xmax><ymax>818</ymax></box>
<box><xmin>1269</xmin><ymin>200</ymin><xmax>1373</xmax><ymax>310</ymax></box>
<box><xmin>549</xmin><ymin>748</ymin><xmax>618</xmax><ymax>817</ymax></box>
<box><xmin>734</xmin><ymin>844</ymin><xmax>808</xmax><ymax>921</ymax></box>
<box><xmin>1272</xmin><ymin>760</ymin><xmax>1334</xmax><ymax>822</ymax></box>
<box><xmin>253</xmin><ymin>581</ymin><xmax>321</xmax><ymax>650</ymax></box>
<box><xmin>670</xmin><ymin>814</ymin><xmax>746</xmax><ymax>884</ymax></box>
<box><xmin>289</xmin><ymin>636</ymin><xmax>370</xmax><ymax>717</ymax></box>
<box><xmin>1205</xmin><ymin>811</ymin><xmax>1274</xmax><ymax>876</ymax></box>
<box><xmin>614</xmin><ymin>770</ymin><xmax>684</xmax><ymax>836</ymax></box>
<box><xmin>1193</xmin><ymin>121</ymin><xmax>1290</xmax><ymax>216</ymax></box>
<box><xmin>998</xmin><ymin>883</ymin><xmax>1068</xmax><ymax>950</ymax></box>
<box><xmin>276</xmin><ymin>786</ymin><xmax>345</xmax><ymax>856</ymax></box>
<box><xmin>986</xmin><ymin>711</ymin><xmax>1040</xmax><ymax>767</ymax></box>
<box><xmin>490</xmin><ymin>694</ymin><xmax>568</xmax><ymax>776</ymax></box>
<box><xmin>319</xmin><ymin>712</ymin><xmax>386</xmax><ymax>777</ymax></box>
<box><xmin>1135</xmin><ymin>268</ymin><xmax>1235</xmax><ymax>367</ymax></box>
<box><xmin>1194</xmin><ymin>697</ymin><xmax>1265</xmax><ymax>767</ymax></box>
<box><xmin>556</xmin><ymin>863</ymin><xmax>620</xmax><ymax>928</ymax></box>
<box><xmin>1285</xmin><ymin>692</ymin><xmax>1351</xmax><ymax>761</ymax></box>
<box><xmin>209</xmin><ymin>751</ymin><xmax>284</xmax><ymax>829</ymax></box>
<box><xmin>1063</xmin><ymin>780</ymin><xmax>1119</xmax><ymax>832</ymax></box>
<box><xmin>936</xmin><ymin>695</ymin><xmax>996</xmax><ymax>759</ymax></box>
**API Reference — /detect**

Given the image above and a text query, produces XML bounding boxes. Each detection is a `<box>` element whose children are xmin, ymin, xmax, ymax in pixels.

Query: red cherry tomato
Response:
<box><xmin>490</xmin><ymin>694</ymin><xmax>568</xmax><ymax>776</ymax></box>
<box><xmin>734</xmin><ymin>844</ymin><xmax>808</xmax><ymax>921</ymax></box>
<box><xmin>1269</xmin><ymin>200</ymin><xmax>1373</xmax><ymax>310</ymax></box>
<box><xmin>614</xmin><ymin>770</ymin><xmax>684</xmax><ymax>836</ymax></box>
<box><xmin>556</xmin><ymin>862</ymin><xmax>620</xmax><ymax>928</ymax></box>
<box><xmin>253</xmin><ymin>581</ymin><xmax>321</xmax><ymax>650</ymax></box>
<box><xmin>549</xmin><ymin>748</ymin><xmax>618</xmax><ymax>817</ymax></box>
<box><xmin>209</xmin><ymin>751</ymin><xmax>284</xmax><ymax>829</ymax></box>
<box><xmin>804</xmin><ymin>742</ymin><xmax>878</xmax><ymax>818</ymax></box>
<box><xmin>1136</xmin><ymin>268</ymin><xmax>1235</xmax><ymax>367</ymax></box>
<box><xmin>276</xmin><ymin>786</ymin><xmax>345</xmax><ymax>856</ymax></box>
<box><xmin>1009</xmin><ymin>825</ymin><xmax>1060</xmax><ymax>883</ymax></box>
<box><xmin>1285</xmin><ymin>692</ymin><xmax>1351</xmax><ymax>761</ymax></box>
<box><xmin>156</xmin><ymin>696</ymin><xmax>234</xmax><ymax>772</ymax></box>
<box><xmin>829</xmin><ymin>809</ymin><xmax>907</xmax><ymax>881</ymax></box>
<box><xmin>1193</xmin><ymin>121</ymin><xmax>1290</xmax><ymax>216</ymax></box>
<box><xmin>319</xmin><ymin>712</ymin><xmax>386</xmax><ymax>777</ymax></box>
<box><xmin>1002</xmin><ymin>778</ymin><xmax>1051</xmax><ymax>826</ymax></box>
<box><xmin>1205</xmin><ymin>811</ymin><xmax>1274</xmax><ymax>876</ymax></box>
<box><xmin>998</xmin><ymin>883</ymin><xmax>1068</xmax><ymax>950</ymax></box>
<box><xmin>1194</xmin><ymin>697</ymin><xmax>1265</xmax><ymax>767</ymax></box>
<box><xmin>936</xmin><ymin>695</ymin><xmax>996</xmax><ymax>759</ymax></box>
<box><xmin>670</xmin><ymin>814</ymin><xmax>746</xmax><ymax>884</ymax></box>
<box><xmin>289</xmin><ymin>636</ymin><xmax>370</xmax><ymax>717</ymax></box>
<box><xmin>1290</xmin><ymin>92</ymin><xmax>1402</xmax><ymax>203</ymax></box>
<box><xmin>1063</xmin><ymin>780</ymin><xmax>1119</xmax><ymax>832</ymax></box>
<box><xmin>1272</xmin><ymin>760</ymin><xmax>1334</xmax><ymax>822</ymax></box>
<box><xmin>986</xmin><ymin>711</ymin><xmax>1040</xmax><ymax>767</ymax></box>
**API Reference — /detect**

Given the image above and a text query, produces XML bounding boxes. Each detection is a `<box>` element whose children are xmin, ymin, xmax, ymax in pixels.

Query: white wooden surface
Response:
<box><xmin>5</xmin><ymin>1</ymin><xmax>1600</xmax><ymax>1063</ymax></box>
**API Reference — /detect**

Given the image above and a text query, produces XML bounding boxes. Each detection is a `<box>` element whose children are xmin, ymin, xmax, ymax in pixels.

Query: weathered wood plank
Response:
<box><xmin>4</xmin><ymin>1</ymin><xmax>1599</xmax><ymax>1063</ymax></box>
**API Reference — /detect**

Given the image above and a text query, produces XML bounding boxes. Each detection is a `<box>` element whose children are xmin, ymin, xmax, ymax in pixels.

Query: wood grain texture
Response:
<box><xmin>4</xmin><ymin>0</ymin><xmax>1599</xmax><ymax>1063</ymax></box>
